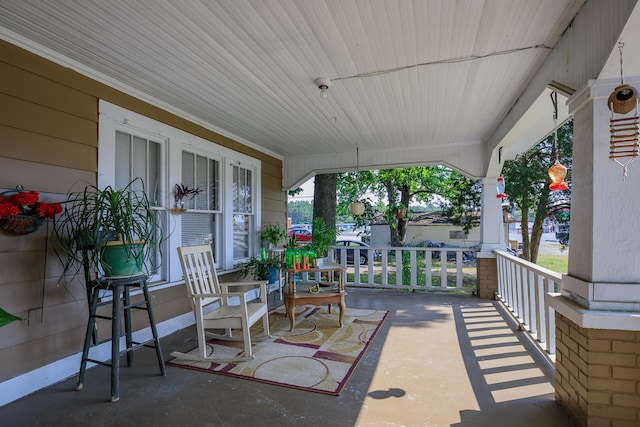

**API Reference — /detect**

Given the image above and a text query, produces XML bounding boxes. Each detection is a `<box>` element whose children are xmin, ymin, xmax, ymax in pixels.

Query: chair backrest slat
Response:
<box><xmin>177</xmin><ymin>245</ymin><xmax>221</xmax><ymax>303</ymax></box>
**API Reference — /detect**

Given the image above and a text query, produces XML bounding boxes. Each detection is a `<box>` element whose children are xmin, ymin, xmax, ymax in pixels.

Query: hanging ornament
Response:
<box><xmin>549</xmin><ymin>162</ymin><xmax>568</xmax><ymax>191</ymax></box>
<box><xmin>350</xmin><ymin>146</ymin><xmax>364</xmax><ymax>216</ymax></box>
<box><xmin>496</xmin><ymin>177</ymin><xmax>506</xmax><ymax>199</ymax></box>
<box><xmin>548</xmin><ymin>91</ymin><xmax>569</xmax><ymax>191</ymax></box>
<box><xmin>608</xmin><ymin>42</ymin><xmax>640</xmax><ymax>176</ymax></box>
<box><xmin>349</xmin><ymin>201</ymin><xmax>364</xmax><ymax>216</ymax></box>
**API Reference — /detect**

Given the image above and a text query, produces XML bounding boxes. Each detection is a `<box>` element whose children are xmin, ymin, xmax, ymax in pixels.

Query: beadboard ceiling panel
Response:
<box><xmin>0</xmin><ymin>0</ymin><xmax>592</xmax><ymax>183</ymax></box>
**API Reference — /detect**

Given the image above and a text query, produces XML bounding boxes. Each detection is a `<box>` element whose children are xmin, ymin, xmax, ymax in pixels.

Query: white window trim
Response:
<box><xmin>98</xmin><ymin>100</ymin><xmax>261</xmax><ymax>283</ymax></box>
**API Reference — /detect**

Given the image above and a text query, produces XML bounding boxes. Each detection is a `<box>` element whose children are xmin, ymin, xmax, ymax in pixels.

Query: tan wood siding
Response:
<box><xmin>0</xmin><ymin>41</ymin><xmax>284</xmax><ymax>384</ymax></box>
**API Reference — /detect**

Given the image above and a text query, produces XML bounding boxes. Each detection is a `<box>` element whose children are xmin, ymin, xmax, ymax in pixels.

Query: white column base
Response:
<box><xmin>547</xmin><ymin>292</ymin><xmax>640</xmax><ymax>331</ymax></box>
<box><xmin>560</xmin><ymin>274</ymin><xmax>640</xmax><ymax>311</ymax></box>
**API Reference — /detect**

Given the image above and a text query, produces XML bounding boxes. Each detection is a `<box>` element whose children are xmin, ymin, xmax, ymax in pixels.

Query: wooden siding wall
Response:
<box><xmin>0</xmin><ymin>40</ymin><xmax>286</xmax><ymax>383</ymax></box>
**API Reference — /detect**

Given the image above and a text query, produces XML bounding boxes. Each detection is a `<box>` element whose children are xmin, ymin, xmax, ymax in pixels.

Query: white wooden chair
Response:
<box><xmin>171</xmin><ymin>245</ymin><xmax>271</xmax><ymax>363</ymax></box>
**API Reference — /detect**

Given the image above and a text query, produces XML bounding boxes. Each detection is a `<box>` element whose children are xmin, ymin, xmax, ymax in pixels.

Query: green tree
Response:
<box><xmin>502</xmin><ymin>120</ymin><xmax>573</xmax><ymax>262</ymax></box>
<box><xmin>437</xmin><ymin>173</ymin><xmax>482</xmax><ymax>233</ymax></box>
<box><xmin>337</xmin><ymin>167</ymin><xmax>450</xmax><ymax>246</ymax></box>
<box><xmin>287</xmin><ymin>200</ymin><xmax>313</xmax><ymax>224</ymax></box>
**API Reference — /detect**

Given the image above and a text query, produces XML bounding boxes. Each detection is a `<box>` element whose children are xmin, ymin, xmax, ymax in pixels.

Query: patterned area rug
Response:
<box><xmin>167</xmin><ymin>305</ymin><xmax>388</xmax><ymax>395</ymax></box>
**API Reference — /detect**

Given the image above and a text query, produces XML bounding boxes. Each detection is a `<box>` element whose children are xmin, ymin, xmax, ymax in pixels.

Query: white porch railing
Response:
<box><xmin>495</xmin><ymin>249</ymin><xmax>561</xmax><ymax>362</ymax></box>
<box><xmin>319</xmin><ymin>245</ymin><xmax>478</xmax><ymax>292</ymax></box>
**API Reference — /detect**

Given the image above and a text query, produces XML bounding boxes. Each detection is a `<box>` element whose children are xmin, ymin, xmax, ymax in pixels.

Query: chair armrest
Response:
<box><xmin>222</xmin><ymin>280</ymin><xmax>268</xmax><ymax>289</ymax></box>
<box><xmin>190</xmin><ymin>292</ymin><xmax>247</xmax><ymax>299</ymax></box>
<box><xmin>220</xmin><ymin>281</ymin><xmax>268</xmax><ymax>303</ymax></box>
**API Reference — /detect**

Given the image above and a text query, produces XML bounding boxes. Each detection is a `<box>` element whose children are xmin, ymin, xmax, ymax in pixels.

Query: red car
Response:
<box><xmin>288</xmin><ymin>228</ymin><xmax>312</xmax><ymax>242</ymax></box>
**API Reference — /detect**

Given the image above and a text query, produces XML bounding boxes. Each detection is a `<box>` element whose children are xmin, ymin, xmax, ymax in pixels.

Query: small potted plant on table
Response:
<box><xmin>310</xmin><ymin>217</ymin><xmax>339</xmax><ymax>267</ymax></box>
<box><xmin>260</xmin><ymin>223</ymin><xmax>287</xmax><ymax>250</ymax></box>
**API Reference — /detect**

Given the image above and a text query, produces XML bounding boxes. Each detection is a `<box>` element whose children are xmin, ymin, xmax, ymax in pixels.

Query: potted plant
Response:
<box><xmin>235</xmin><ymin>255</ymin><xmax>282</xmax><ymax>284</ymax></box>
<box><xmin>260</xmin><ymin>223</ymin><xmax>287</xmax><ymax>249</ymax></box>
<box><xmin>171</xmin><ymin>183</ymin><xmax>200</xmax><ymax>214</ymax></box>
<box><xmin>0</xmin><ymin>189</ymin><xmax>62</xmax><ymax>235</ymax></box>
<box><xmin>53</xmin><ymin>178</ymin><xmax>163</xmax><ymax>281</ymax></box>
<box><xmin>310</xmin><ymin>217</ymin><xmax>339</xmax><ymax>267</ymax></box>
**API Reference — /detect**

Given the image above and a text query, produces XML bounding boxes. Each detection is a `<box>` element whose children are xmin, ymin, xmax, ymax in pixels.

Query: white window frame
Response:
<box><xmin>98</xmin><ymin>100</ymin><xmax>261</xmax><ymax>284</ymax></box>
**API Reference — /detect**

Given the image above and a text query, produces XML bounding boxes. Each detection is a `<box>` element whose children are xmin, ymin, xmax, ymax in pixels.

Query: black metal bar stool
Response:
<box><xmin>76</xmin><ymin>274</ymin><xmax>166</xmax><ymax>402</ymax></box>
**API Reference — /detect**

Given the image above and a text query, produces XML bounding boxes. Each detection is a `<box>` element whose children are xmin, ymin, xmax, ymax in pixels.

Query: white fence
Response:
<box><xmin>495</xmin><ymin>249</ymin><xmax>561</xmax><ymax>361</ymax></box>
<box><xmin>324</xmin><ymin>245</ymin><xmax>478</xmax><ymax>292</ymax></box>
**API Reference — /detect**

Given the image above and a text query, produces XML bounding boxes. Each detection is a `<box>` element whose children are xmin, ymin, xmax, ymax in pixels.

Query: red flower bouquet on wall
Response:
<box><xmin>0</xmin><ymin>190</ymin><xmax>63</xmax><ymax>235</ymax></box>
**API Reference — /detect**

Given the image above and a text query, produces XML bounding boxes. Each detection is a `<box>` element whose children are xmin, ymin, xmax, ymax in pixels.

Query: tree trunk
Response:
<box><xmin>384</xmin><ymin>179</ymin><xmax>401</xmax><ymax>246</ymax></box>
<box><xmin>313</xmin><ymin>173</ymin><xmax>337</xmax><ymax>241</ymax></box>
<box><xmin>529</xmin><ymin>184</ymin><xmax>551</xmax><ymax>263</ymax></box>
<box><xmin>395</xmin><ymin>184</ymin><xmax>411</xmax><ymax>246</ymax></box>
<box><xmin>520</xmin><ymin>193</ymin><xmax>531</xmax><ymax>261</ymax></box>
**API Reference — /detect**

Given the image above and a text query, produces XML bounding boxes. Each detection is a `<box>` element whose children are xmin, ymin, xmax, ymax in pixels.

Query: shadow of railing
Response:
<box><xmin>449</xmin><ymin>299</ymin><xmax>570</xmax><ymax>427</ymax></box>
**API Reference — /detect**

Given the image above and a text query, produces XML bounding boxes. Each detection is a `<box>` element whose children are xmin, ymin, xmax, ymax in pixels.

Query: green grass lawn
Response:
<box><xmin>536</xmin><ymin>253</ymin><xmax>568</xmax><ymax>274</ymax></box>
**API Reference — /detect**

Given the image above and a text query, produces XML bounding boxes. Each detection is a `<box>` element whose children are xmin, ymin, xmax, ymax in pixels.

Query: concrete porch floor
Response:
<box><xmin>0</xmin><ymin>289</ymin><xmax>574</xmax><ymax>427</ymax></box>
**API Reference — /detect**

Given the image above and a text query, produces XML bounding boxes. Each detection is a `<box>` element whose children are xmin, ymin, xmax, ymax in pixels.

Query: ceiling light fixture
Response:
<box><xmin>315</xmin><ymin>78</ymin><xmax>331</xmax><ymax>98</ymax></box>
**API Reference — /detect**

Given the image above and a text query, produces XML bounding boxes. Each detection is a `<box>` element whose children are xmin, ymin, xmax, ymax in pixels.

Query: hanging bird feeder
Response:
<box><xmin>496</xmin><ymin>177</ymin><xmax>506</xmax><ymax>199</ymax></box>
<box><xmin>608</xmin><ymin>42</ymin><xmax>640</xmax><ymax>176</ymax></box>
<box><xmin>548</xmin><ymin>91</ymin><xmax>569</xmax><ymax>191</ymax></box>
<box><xmin>549</xmin><ymin>161</ymin><xmax>568</xmax><ymax>191</ymax></box>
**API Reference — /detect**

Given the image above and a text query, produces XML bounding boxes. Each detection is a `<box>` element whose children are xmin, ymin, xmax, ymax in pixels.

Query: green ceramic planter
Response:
<box><xmin>100</xmin><ymin>241</ymin><xmax>145</xmax><ymax>277</ymax></box>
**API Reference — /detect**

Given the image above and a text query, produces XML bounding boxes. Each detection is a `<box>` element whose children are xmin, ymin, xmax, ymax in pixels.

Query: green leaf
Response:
<box><xmin>0</xmin><ymin>307</ymin><xmax>22</xmax><ymax>327</ymax></box>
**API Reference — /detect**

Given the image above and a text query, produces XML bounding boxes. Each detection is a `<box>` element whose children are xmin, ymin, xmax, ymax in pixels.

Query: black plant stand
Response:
<box><xmin>76</xmin><ymin>274</ymin><xmax>166</xmax><ymax>402</ymax></box>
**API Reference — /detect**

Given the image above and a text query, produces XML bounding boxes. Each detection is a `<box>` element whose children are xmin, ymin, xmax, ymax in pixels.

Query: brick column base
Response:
<box><xmin>555</xmin><ymin>313</ymin><xmax>640</xmax><ymax>427</ymax></box>
<box><xmin>477</xmin><ymin>256</ymin><xmax>497</xmax><ymax>299</ymax></box>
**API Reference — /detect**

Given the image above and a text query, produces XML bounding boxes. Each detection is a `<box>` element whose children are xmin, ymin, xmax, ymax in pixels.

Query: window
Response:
<box><xmin>181</xmin><ymin>151</ymin><xmax>221</xmax><ymax>259</ymax></box>
<box><xmin>232</xmin><ymin>165</ymin><xmax>253</xmax><ymax>260</ymax></box>
<box><xmin>112</xmin><ymin>130</ymin><xmax>165</xmax><ymax>281</ymax></box>
<box><xmin>99</xmin><ymin>101</ymin><xmax>261</xmax><ymax>283</ymax></box>
<box><xmin>115</xmin><ymin>131</ymin><xmax>162</xmax><ymax>206</ymax></box>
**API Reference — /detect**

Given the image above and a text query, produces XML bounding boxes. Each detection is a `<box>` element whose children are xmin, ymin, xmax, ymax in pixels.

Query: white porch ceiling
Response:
<box><xmin>1</xmin><ymin>0</ymin><xmax>628</xmax><ymax>188</ymax></box>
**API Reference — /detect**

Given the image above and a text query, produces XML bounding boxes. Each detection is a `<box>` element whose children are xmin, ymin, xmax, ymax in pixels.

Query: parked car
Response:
<box><xmin>415</xmin><ymin>240</ymin><xmax>475</xmax><ymax>262</ymax></box>
<box><xmin>288</xmin><ymin>227</ymin><xmax>312</xmax><ymax>242</ymax></box>
<box><xmin>335</xmin><ymin>239</ymin><xmax>378</xmax><ymax>265</ymax></box>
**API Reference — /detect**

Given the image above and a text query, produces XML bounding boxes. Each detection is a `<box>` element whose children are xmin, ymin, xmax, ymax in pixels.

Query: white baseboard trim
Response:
<box><xmin>0</xmin><ymin>312</ymin><xmax>194</xmax><ymax>407</ymax></box>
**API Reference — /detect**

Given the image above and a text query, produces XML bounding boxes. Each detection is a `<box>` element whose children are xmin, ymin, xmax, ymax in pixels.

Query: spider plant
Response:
<box><xmin>53</xmin><ymin>178</ymin><xmax>163</xmax><ymax>282</ymax></box>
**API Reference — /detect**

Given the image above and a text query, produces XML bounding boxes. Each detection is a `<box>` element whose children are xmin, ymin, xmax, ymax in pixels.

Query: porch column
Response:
<box><xmin>549</xmin><ymin>77</ymin><xmax>640</xmax><ymax>427</ymax></box>
<box><xmin>476</xmin><ymin>177</ymin><xmax>505</xmax><ymax>298</ymax></box>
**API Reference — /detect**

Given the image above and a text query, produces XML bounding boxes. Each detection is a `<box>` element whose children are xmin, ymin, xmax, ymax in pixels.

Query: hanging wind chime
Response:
<box><xmin>548</xmin><ymin>91</ymin><xmax>568</xmax><ymax>191</ymax></box>
<box><xmin>608</xmin><ymin>42</ymin><xmax>640</xmax><ymax>177</ymax></box>
<box><xmin>349</xmin><ymin>147</ymin><xmax>365</xmax><ymax>216</ymax></box>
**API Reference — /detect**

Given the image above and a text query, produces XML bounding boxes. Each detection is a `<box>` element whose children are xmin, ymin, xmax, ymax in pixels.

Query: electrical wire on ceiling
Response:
<box><xmin>330</xmin><ymin>44</ymin><xmax>552</xmax><ymax>83</ymax></box>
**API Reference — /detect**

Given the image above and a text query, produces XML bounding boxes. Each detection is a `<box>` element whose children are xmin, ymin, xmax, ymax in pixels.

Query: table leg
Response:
<box><xmin>284</xmin><ymin>298</ymin><xmax>295</xmax><ymax>332</ymax></box>
<box><xmin>338</xmin><ymin>300</ymin><xmax>346</xmax><ymax>327</ymax></box>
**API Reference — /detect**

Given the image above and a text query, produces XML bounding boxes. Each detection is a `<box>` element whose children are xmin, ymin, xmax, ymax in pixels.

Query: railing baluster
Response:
<box><xmin>495</xmin><ymin>250</ymin><xmax>560</xmax><ymax>362</ymax></box>
<box><xmin>353</xmin><ymin>248</ymin><xmax>361</xmax><ymax>285</ymax></box>
<box><xmin>425</xmin><ymin>250</ymin><xmax>433</xmax><ymax>289</ymax></box>
<box><xmin>456</xmin><ymin>252</ymin><xmax>463</xmax><ymax>288</ymax></box>
<box><xmin>410</xmin><ymin>250</ymin><xmax>417</xmax><ymax>288</ymax></box>
<box><xmin>381</xmin><ymin>249</ymin><xmax>389</xmax><ymax>286</ymax></box>
<box><xmin>395</xmin><ymin>249</ymin><xmax>403</xmax><ymax>287</ymax></box>
<box><xmin>440</xmin><ymin>252</ymin><xmax>447</xmax><ymax>288</ymax></box>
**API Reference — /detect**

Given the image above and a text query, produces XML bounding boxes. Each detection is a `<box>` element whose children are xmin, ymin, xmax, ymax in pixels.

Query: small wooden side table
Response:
<box><xmin>282</xmin><ymin>264</ymin><xmax>346</xmax><ymax>331</ymax></box>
